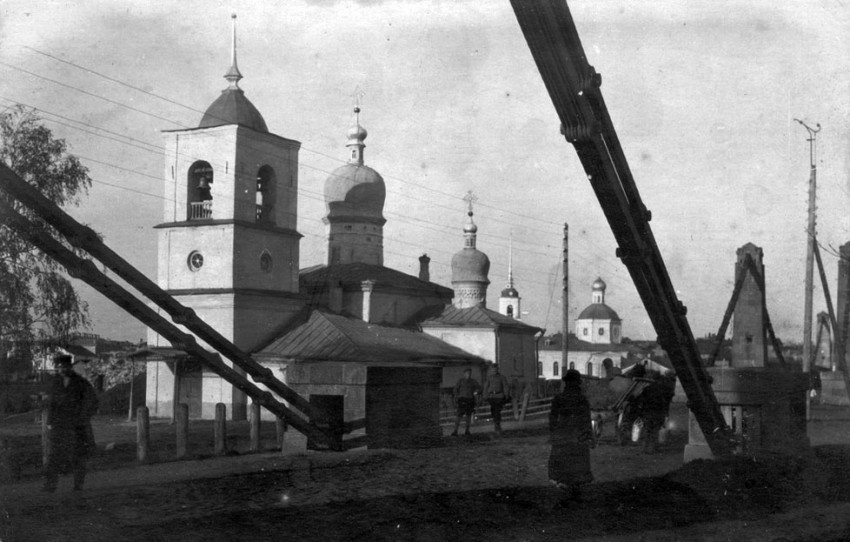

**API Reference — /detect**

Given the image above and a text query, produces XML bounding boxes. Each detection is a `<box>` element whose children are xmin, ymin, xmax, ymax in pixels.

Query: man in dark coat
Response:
<box><xmin>548</xmin><ymin>369</ymin><xmax>595</xmax><ymax>503</ymax></box>
<box><xmin>483</xmin><ymin>365</ymin><xmax>511</xmax><ymax>434</ymax></box>
<box><xmin>43</xmin><ymin>355</ymin><xmax>98</xmax><ymax>492</ymax></box>
<box><xmin>451</xmin><ymin>368</ymin><xmax>482</xmax><ymax>436</ymax></box>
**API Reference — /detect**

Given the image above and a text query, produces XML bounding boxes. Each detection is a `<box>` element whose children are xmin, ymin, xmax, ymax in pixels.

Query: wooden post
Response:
<box><xmin>250</xmin><ymin>402</ymin><xmax>261</xmax><ymax>452</ymax></box>
<box><xmin>519</xmin><ymin>393</ymin><xmax>530</xmax><ymax>422</ymax></box>
<box><xmin>562</xmin><ymin>223</ymin><xmax>569</xmax><ymax>367</ymax></box>
<box><xmin>137</xmin><ymin>406</ymin><xmax>150</xmax><ymax>463</ymax></box>
<box><xmin>276</xmin><ymin>417</ymin><xmax>287</xmax><ymax>452</ymax></box>
<box><xmin>214</xmin><ymin>403</ymin><xmax>227</xmax><ymax>456</ymax></box>
<box><xmin>41</xmin><ymin>405</ymin><xmax>50</xmax><ymax>467</ymax></box>
<box><xmin>175</xmin><ymin>403</ymin><xmax>189</xmax><ymax>459</ymax></box>
<box><xmin>512</xmin><ymin>396</ymin><xmax>519</xmax><ymax>421</ymax></box>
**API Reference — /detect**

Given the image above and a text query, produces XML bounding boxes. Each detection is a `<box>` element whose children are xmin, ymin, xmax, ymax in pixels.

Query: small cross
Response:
<box><xmin>351</xmin><ymin>86</ymin><xmax>366</xmax><ymax>109</ymax></box>
<box><xmin>463</xmin><ymin>190</ymin><xmax>478</xmax><ymax>214</ymax></box>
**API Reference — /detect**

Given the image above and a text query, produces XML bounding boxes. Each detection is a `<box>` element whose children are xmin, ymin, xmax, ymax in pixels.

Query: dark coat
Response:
<box><xmin>46</xmin><ymin>373</ymin><xmax>98</xmax><ymax>473</ymax></box>
<box><xmin>548</xmin><ymin>384</ymin><xmax>594</xmax><ymax>486</ymax></box>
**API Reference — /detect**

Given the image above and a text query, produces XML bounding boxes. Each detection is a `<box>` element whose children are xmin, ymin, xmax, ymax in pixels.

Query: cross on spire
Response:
<box><xmin>463</xmin><ymin>190</ymin><xmax>478</xmax><ymax>216</ymax></box>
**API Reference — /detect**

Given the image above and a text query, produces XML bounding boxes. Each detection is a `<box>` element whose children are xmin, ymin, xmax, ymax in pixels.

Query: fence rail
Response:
<box><xmin>439</xmin><ymin>395</ymin><xmax>553</xmax><ymax>426</ymax></box>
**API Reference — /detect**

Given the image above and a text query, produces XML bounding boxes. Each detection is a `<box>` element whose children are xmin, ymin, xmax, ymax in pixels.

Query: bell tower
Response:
<box><xmin>147</xmin><ymin>16</ymin><xmax>305</xmax><ymax>418</ymax></box>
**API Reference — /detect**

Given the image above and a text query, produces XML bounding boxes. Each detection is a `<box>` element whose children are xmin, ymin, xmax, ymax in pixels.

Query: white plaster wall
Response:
<box><xmin>422</xmin><ymin>327</ymin><xmax>496</xmax><ymax>362</ymax></box>
<box><xmin>158</xmin><ymin>226</ymin><xmax>234</xmax><ymax>291</ymax></box>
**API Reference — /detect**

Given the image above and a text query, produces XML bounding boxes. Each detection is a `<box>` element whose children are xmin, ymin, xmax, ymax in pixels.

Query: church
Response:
<box><xmin>141</xmin><ymin>19</ymin><xmax>541</xmax><ymax>438</ymax></box>
<box><xmin>539</xmin><ymin>278</ymin><xmax>648</xmax><ymax>380</ymax></box>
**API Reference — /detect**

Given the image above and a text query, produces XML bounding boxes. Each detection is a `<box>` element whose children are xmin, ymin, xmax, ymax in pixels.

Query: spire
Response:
<box><xmin>506</xmin><ymin>233</ymin><xmax>514</xmax><ymax>289</ymax></box>
<box><xmin>462</xmin><ymin>190</ymin><xmax>478</xmax><ymax>248</ymax></box>
<box><xmin>346</xmin><ymin>106</ymin><xmax>368</xmax><ymax>165</ymax></box>
<box><xmin>224</xmin><ymin>14</ymin><xmax>243</xmax><ymax>89</ymax></box>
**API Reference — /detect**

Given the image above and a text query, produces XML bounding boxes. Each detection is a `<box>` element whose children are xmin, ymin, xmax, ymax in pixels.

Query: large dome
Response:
<box><xmin>324</xmin><ymin>163</ymin><xmax>386</xmax><ymax>220</ymax></box>
<box><xmin>451</xmin><ymin>248</ymin><xmax>491</xmax><ymax>283</ymax></box>
<box><xmin>199</xmin><ymin>88</ymin><xmax>268</xmax><ymax>133</ymax></box>
<box><xmin>577</xmin><ymin>303</ymin><xmax>621</xmax><ymax>321</ymax></box>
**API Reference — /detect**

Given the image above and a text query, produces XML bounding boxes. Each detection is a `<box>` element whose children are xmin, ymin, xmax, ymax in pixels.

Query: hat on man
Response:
<box><xmin>53</xmin><ymin>354</ymin><xmax>73</xmax><ymax>367</ymax></box>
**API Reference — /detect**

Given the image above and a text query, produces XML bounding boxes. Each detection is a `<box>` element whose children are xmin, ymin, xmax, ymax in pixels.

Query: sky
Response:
<box><xmin>0</xmin><ymin>0</ymin><xmax>848</xmax><ymax>345</ymax></box>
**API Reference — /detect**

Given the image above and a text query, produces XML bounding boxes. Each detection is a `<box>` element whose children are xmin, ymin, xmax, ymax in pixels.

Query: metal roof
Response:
<box><xmin>300</xmin><ymin>262</ymin><xmax>453</xmax><ymax>297</ymax></box>
<box><xmin>259</xmin><ymin>310</ymin><xmax>485</xmax><ymax>364</ymax></box>
<box><xmin>420</xmin><ymin>305</ymin><xmax>542</xmax><ymax>332</ymax></box>
<box><xmin>576</xmin><ymin>303</ymin><xmax>622</xmax><ymax>321</ymax></box>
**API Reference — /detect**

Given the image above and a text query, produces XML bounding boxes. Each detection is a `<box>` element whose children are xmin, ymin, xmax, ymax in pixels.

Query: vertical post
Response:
<box><xmin>562</xmin><ymin>223</ymin><xmax>569</xmax><ymax>367</ymax></box>
<box><xmin>127</xmin><ymin>358</ymin><xmax>136</xmax><ymax>422</ymax></box>
<box><xmin>137</xmin><ymin>406</ymin><xmax>150</xmax><ymax>463</ymax></box>
<box><xmin>249</xmin><ymin>401</ymin><xmax>261</xmax><ymax>452</ymax></box>
<box><xmin>214</xmin><ymin>403</ymin><xmax>227</xmax><ymax>455</ymax></box>
<box><xmin>41</xmin><ymin>405</ymin><xmax>50</xmax><ymax>467</ymax></box>
<box><xmin>175</xmin><ymin>403</ymin><xmax>189</xmax><ymax>459</ymax></box>
<box><xmin>276</xmin><ymin>417</ymin><xmax>287</xmax><ymax>452</ymax></box>
<box><xmin>796</xmin><ymin>119</ymin><xmax>820</xmax><ymax>420</ymax></box>
<box><xmin>172</xmin><ymin>359</ymin><xmax>181</xmax><ymax>424</ymax></box>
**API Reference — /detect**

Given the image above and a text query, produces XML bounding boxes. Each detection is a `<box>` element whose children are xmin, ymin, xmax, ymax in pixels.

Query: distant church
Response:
<box><xmin>539</xmin><ymin>278</ymin><xmax>645</xmax><ymax>379</ymax></box>
<box><xmin>141</xmin><ymin>19</ymin><xmax>541</xmax><ymax>430</ymax></box>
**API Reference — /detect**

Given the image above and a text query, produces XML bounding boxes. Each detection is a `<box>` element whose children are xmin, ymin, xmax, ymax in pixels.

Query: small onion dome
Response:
<box><xmin>324</xmin><ymin>163</ymin><xmax>386</xmax><ymax>220</ymax></box>
<box><xmin>463</xmin><ymin>211</ymin><xmax>478</xmax><ymax>234</ymax></box>
<box><xmin>577</xmin><ymin>303</ymin><xmax>621</xmax><ymax>321</ymax></box>
<box><xmin>199</xmin><ymin>88</ymin><xmax>268</xmax><ymax>133</ymax></box>
<box><xmin>347</xmin><ymin>120</ymin><xmax>368</xmax><ymax>144</ymax></box>
<box><xmin>451</xmin><ymin>247</ymin><xmax>491</xmax><ymax>283</ymax></box>
<box><xmin>592</xmin><ymin>277</ymin><xmax>607</xmax><ymax>291</ymax></box>
<box><xmin>501</xmin><ymin>286</ymin><xmax>519</xmax><ymax>298</ymax></box>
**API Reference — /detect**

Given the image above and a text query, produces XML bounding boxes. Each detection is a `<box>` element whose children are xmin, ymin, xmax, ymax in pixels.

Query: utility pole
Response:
<box><xmin>796</xmin><ymin>118</ymin><xmax>820</xmax><ymax>420</ymax></box>
<box><xmin>562</xmin><ymin>223</ymin><xmax>569</xmax><ymax>368</ymax></box>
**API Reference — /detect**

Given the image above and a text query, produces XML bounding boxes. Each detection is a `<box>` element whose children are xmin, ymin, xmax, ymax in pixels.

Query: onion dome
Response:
<box><xmin>198</xmin><ymin>14</ymin><xmax>268</xmax><ymax>133</ymax></box>
<box><xmin>451</xmin><ymin>203</ymin><xmax>490</xmax><ymax>283</ymax></box>
<box><xmin>324</xmin><ymin>107</ymin><xmax>386</xmax><ymax>221</ymax></box>
<box><xmin>592</xmin><ymin>277</ymin><xmax>607</xmax><ymax>291</ymax></box>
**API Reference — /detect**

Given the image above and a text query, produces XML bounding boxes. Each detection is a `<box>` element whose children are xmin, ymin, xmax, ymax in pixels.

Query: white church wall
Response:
<box><xmin>422</xmin><ymin>327</ymin><xmax>495</xmax><ymax>363</ymax></box>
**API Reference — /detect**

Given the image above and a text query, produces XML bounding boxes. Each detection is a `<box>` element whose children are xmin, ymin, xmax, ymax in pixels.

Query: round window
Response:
<box><xmin>188</xmin><ymin>251</ymin><xmax>204</xmax><ymax>271</ymax></box>
<box><xmin>598</xmin><ymin>327</ymin><xmax>605</xmax><ymax>336</ymax></box>
<box><xmin>260</xmin><ymin>252</ymin><xmax>273</xmax><ymax>273</ymax></box>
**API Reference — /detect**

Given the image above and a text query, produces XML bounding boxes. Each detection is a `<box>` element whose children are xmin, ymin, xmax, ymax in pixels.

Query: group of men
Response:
<box><xmin>450</xmin><ymin>365</ymin><xmax>512</xmax><ymax>436</ymax></box>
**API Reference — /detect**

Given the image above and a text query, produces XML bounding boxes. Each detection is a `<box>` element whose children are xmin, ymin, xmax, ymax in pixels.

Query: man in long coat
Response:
<box><xmin>548</xmin><ymin>369</ymin><xmax>595</xmax><ymax>502</ymax></box>
<box><xmin>43</xmin><ymin>355</ymin><xmax>98</xmax><ymax>492</ymax></box>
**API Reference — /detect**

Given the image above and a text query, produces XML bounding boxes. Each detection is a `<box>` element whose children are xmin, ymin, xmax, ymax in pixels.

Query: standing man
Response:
<box><xmin>548</xmin><ymin>369</ymin><xmax>595</xmax><ymax>503</ymax></box>
<box><xmin>451</xmin><ymin>368</ymin><xmax>482</xmax><ymax>436</ymax></box>
<box><xmin>43</xmin><ymin>355</ymin><xmax>98</xmax><ymax>493</ymax></box>
<box><xmin>483</xmin><ymin>365</ymin><xmax>511</xmax><ymax>434</ymax></box>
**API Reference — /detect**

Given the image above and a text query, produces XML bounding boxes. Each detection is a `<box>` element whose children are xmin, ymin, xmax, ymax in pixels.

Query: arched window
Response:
<box><xmin>255</xmin><ymin>165</ymin><xmax>276</xmax><ymax>223</ymax></box>
<box><xmin>586</xmin><ymin>362</ymin><xmax>593</xmax><ymax>376</ymax></box>
<box><xmin>603</xmin><ymin>358</ymin><xmax>614</xmax><ymax>378</ymax></box>
<box><xmin>188</xmin><ymin>161</ymin><xmax>213</xmax><ymax>220</ymax></box>
<box><xmin>506</xmin><ymin>305</ymin><xmax>514</xmax><ymax>317</ymax></box>
<box><xmin>553</xmin><ymin>362</ymin><xmax>559</xmax><ymax>377</ymax></box>
<box><xmin>569</xmin><ymin>362</ymin><xmax>575</xmax><ymax>371</ymax></box>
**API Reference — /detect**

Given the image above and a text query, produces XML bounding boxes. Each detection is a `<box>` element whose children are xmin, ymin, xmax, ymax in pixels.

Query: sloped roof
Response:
<box><xmin>576</xmin><ymin>303</ymin><xmax>621</xmax><ymax>321</ymax></box>
<box><xmin>540</xmin><ymin>334</ymin><xmax>646</xmax><ymax>354</ymax></box>
<box><xmin>420</xmin><ymin>305</ymin><xmax>542</xmax><ymax>333</ymax></box>
<box><xmin>61</xmin><ymin>344</ymin><xmax>96</xmax><ymax>361</ymax></box>
<box><xmin>259</xmin><ymin>310</ymin><xmax>485</xmax><ymax>364</ymax></box>
<box><xmin>300</xmin><ymin>263</ymin><xmax>452</xmax><ymax>298</ymax></box>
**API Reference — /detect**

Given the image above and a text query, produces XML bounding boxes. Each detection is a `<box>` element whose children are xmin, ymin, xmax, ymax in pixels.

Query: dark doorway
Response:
<box><xmin>307</xmin><ymin>394</ymin><xmax>344</xmax><ymax>451</ymax></box>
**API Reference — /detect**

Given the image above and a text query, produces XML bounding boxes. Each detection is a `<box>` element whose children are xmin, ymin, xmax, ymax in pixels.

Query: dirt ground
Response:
<box><xmin>3</xmin><ymin>403</ymin><xmax>850</xmax><ymax>541</ymax></box>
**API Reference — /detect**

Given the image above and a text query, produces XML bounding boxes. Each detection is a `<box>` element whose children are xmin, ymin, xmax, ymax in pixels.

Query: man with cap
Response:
<box><xmin>483</xmin><ymin>364</ymin><xmax>511</xmax><ymax>434</ymax></box>
<box><xmin>451</xmin><ymin>368</ymin><xmax>482</xmax><ymax>436</ymax></box>
<box><xmin>43</xmin><ymin>354</ymin><xmax>98</xmax><ymax>492</ymax></box>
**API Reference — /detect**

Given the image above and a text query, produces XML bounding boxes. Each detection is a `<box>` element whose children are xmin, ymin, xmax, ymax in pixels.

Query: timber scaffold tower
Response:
<box><xmin>509</xmin><ymin>0</ymin><xmax>736</xmax><ymax>455</ymax></box>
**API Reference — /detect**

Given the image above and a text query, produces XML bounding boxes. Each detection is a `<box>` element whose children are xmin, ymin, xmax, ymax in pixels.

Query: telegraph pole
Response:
<box><xmin>796</xmin><ymin>118</ymin><xmax>820</xmax><ymax>420</ymax></box>
<box><xmin>562</xmin><ymin>223</ymin><xmax>569</xmax><ymax>367</ymax></box>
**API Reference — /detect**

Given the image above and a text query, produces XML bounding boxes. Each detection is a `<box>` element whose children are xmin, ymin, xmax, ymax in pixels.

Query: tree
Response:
<box><xmin>0</xmin><ymin>105</ymin><xmax>93</xmax><ymax>377</ymax></box>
